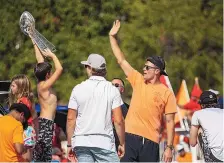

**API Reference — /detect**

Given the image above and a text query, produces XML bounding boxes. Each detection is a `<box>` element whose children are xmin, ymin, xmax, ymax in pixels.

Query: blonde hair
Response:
<box><xmin>9</xmin><ymin>74</ymin><xmax>33</xmax><ymax>106</ymax></box>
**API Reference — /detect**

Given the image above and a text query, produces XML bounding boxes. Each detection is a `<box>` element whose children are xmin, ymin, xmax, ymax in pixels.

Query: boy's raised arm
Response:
<box><xmin>40</xmin><ymin>49</ymin><xmax>63</xmax><ymax>90</ymax></box>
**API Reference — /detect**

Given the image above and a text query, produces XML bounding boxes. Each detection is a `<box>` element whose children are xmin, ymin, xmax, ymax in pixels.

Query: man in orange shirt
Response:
<box><xmin>0</xmin><ymin>103</ymin><xmax>31</xmax><ymax>162</ymax></box>
<box><xmin>109</xmin><ymin>20</ymin><xmax>177</xmax><ymax>162</ymax></box>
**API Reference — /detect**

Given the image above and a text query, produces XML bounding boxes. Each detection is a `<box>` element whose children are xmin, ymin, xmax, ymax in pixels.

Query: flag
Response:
<box><xmin>176</xmin><ymin>80</ymin><xmax>190</xmax><ymax>105</ymax></box>
<box><xmin>160</xmin><ymin>75</ymin><xmax>186</xmax><ymax>129</ymax></box>
<box><xmin>183</xmin><ymin>77</ymin><xmax>202</xmax><ymax>111</ymax></box>
<box><xmin>160</xmin><ymin>75</ymin><xmax>173</xmax><ymax>90</ymax></box>
<box><xmin>191</xmin><ymin>77</ymin><xmax>202</xmax><ymax>98</ymax></box>
<box><xmin>175</xmin><ymin>80</ymin><xmax>190</xmax><ymax>124</ymax></box>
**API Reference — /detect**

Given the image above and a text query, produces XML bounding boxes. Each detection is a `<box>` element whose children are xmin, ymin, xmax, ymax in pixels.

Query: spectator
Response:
<box><xmin>30</xmin><ymin>36</ymin><xmax>63</xmax><ymax>162</ymax></box>
<box><xmin>67</xmin><ymin>54</ymin><xmax>125</xmax><ymax>162</ymax></box>
<box><xmin>112</xmin><ymin>78</ymin><xmax>129</xmax><ymax>152</ymax></box>
<box><xmin>111</xmin><ymin>78</ymin><xmax>129</xmax><ymax>118</ymax></box>
<box><xmin>0</xmin><ymin>103</ymin><xmax>31</xmax><ymax>162</ymax></box>
<box><xmin>109</xmin><ymin>20</ymin><xmax>177</xmax><ymax>162</ymax></box>
<box><xmin>9</xmin><ymin>74</ymin><xmax>38</xmax><ymax>125</ymax></box>
<box><xmin>190</xmin><ymin>91</ymin><xmax>224</xmax><ymax>162</ymax></box>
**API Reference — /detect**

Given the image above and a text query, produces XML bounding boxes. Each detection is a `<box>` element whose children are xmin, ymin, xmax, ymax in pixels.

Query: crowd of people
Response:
<box><xmin>0</xmin><ymin>20</ymin><xmax>223</xmax><ymax>163</ymax></box>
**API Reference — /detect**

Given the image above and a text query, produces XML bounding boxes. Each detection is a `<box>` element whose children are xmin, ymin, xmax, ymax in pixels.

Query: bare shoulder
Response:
<box><xmin>37</xmin><ymin>81</ymin><xmax>44</xmax><ymax>89</ymax></box>
<box><xmin>37</xmin><ymin>81</ymin><xmax>49</xmax><ymax>92</ymax></box>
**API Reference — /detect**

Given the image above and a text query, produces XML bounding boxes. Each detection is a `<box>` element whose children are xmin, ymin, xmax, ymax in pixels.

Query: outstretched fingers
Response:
<box><xmin>109</xmin><ymin>20</ymin><xmax>121</xmax><ymax>36</ymax></box>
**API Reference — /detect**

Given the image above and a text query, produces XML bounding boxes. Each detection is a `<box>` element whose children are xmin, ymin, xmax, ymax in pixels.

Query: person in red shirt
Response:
<box><xmin>9</xmin><ymin>74</ymin><xmax>38</xmax><ymax>161</ymax></box>
<box><xmin>9</xmin><ymin>74</ymin><xmax>38</xmax><ymax>127</ymax></box>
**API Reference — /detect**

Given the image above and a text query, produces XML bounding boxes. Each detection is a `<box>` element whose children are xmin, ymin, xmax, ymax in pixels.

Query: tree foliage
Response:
<box><xmin>0</xmin><ymin>0</ymin><xmax>222</xmax><ymax>104</ymax></box>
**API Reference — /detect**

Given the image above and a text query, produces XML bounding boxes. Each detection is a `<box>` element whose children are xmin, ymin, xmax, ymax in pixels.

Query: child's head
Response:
<box><xmin>9</xmin><ymin>74</ymin><xmax>32</xmax><ymax>105</ymax></box>
<box><xmin>34</xmin><ymin>62</ymin><xmax>52</xmax><ymax>82</ymax></box>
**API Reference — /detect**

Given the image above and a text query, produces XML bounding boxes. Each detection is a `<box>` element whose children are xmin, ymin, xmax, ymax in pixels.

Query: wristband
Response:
<box><xmin>67</xmin><ymin>144</ymin><xmax>72</xmax><ymax>147</ymax></box>
<box><xmin>166</xmin><ymin>145</ymin><xmax>174</xmax><ymax>150</ymax></box>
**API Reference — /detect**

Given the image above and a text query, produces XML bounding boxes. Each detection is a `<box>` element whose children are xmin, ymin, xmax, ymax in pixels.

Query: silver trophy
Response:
<box><xmin>19</xmin><ymin>11</ymin><xmax>56</xmax><ymax>52</ymax></box>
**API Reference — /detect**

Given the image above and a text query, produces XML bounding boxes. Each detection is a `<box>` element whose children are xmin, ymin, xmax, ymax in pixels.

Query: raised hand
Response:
<box><xmin>41</xmin><ymin>48</ymin><xmax>55</xmax><ymax>59</ymax></box>
<box><xmin>109</xmin><ymin>20</ymin><xmax>121</xmax><ymax>36</ymax></box>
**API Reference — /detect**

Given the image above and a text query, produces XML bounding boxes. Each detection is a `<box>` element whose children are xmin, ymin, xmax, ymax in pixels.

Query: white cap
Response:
<box><xmin>81</xmin><ymin>54</ymin><xmax>106</xmax><ymax>69</ymax></box>
<box><xmin>208</xmin><ymin>89</ymin><xmax>219</xmax><ymax>95</ymax></box>
<box><xmin>176</xmin><ymin>144</ymin><xmax>184</xmax><ymax>151</ymax></box>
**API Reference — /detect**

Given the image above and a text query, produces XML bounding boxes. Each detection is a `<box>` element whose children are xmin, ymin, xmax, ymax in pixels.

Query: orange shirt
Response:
<box><xmin>126</xmin><ymin>70</ymin><xmax>177</xmax><ymax>143</ymax></box>
<box><xmin>0</xmin><ymin>115</ymin><xmax>24</xmax><ymax>162</ymax></box>
<box><xmin>176</xmin><ymin>152</ymin><xmax>192</xmax><ymax>162</ymax></box>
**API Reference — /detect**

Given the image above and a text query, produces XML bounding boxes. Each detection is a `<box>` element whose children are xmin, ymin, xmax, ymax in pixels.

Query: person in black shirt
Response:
<box><xmin>112</xmin><ymin>78</ymin><xmax>129</xmax><ymax>151</ymax></box>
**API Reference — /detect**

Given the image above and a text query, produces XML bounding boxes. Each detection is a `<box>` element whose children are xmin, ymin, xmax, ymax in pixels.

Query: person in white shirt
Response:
<box><xmin>190</xmin><ymin>90</ymin><xmax>224</xmax><ymax>162</ymax></box>
<box><xmin>66</xmin><ymin>54</ymin><xmax>125</xmax><ymax>162</ymax></box>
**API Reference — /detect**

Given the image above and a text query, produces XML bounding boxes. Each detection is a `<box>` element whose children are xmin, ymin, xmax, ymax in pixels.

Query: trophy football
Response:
<box><xmin>19</xmin><ymin>11</ymin><xmax>56</xmax><ymax>52</ymax></box>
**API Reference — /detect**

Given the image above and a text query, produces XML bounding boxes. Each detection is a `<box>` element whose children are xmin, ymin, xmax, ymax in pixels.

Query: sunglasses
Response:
<box><xmin>113</xmin><ymin>83</ymin><xmax>123</xmax><ymax>88</ymax></box>
<box><xmin>84</xmin><ymin>65</ymin><xmax>89</xmax><ymax>68</ymax></box>
<box><xmin>144</xmin><ymin>65</ymin><xmax>158</xmax><ymax>70</ymax></box>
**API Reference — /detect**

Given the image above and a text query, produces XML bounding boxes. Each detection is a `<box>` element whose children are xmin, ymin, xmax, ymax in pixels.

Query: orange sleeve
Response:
<box><xmin>127</xmin><ymin>69</ymin><xmax>143</xmax><ymax>87</ymax></box>
<box><xmin>13</xmin><ymin>124</ymin><xmax>24</xmax><ymax>144</ymax></box>
<box><xmin>165</xmin><ymin>91</ymin><xmax>177</xmax><ymax>114</ymax></box>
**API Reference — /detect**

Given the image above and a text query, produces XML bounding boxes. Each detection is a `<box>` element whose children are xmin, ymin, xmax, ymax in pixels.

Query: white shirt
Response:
<box><xmin>68</xmin><ymin>76</ymin><xmax>123</xmax><ymax>152</ymax></box>
<box><xmin>191</xmin><ymin>108</ymin><xmax>224</xmax><ymax>161</ymax></box>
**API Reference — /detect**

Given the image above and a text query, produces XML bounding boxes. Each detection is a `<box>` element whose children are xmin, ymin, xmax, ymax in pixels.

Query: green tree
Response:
<box><xmin>0</xmin><ymin>0</ymin><xmax>222</xmax><ymax>104</ymax></box>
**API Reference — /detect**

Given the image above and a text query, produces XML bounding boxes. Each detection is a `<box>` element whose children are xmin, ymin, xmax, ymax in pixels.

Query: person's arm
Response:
<box><xmin>162</xmin><ymin>113</ymin><xmax>175</xmax><ymax>163</ymax></box>
<box><xmin>30</xmin><ymin>37</ymin><xmax>44</xmax><ymax>63</ymax></box>
<box><xmin>112</xmin><ymin>106</ymin><xmax>125</xmax><ymax>158</ymax></box>
<box><xmin>21</xmin><ymin>148</ymin><xmax>32</xmax><ymax>162</ymax></box>
<box><xmin>190</xmin><ymin>112</ymin><xmax>200</xmax><ymax>147</ymax></box>
<box><xmin>190</xmin><ymin>125</ymin><xmax>199</xmax><ymax>147</ymax></box>
<box><xmin>13</xmin><ymin>125</ymin><xmax>25</xmax><ymax>155</ymax></box>
<box><xmin>66</xmin><ymin>109</ymin><xmax>77</xmax><ymax>147</ymax></box>
<box><xmin>112</xmin><ymin>106</ymin><xmax>125</xmax><ymax>145</ymax></box>
<box><xmin>40</xmin><ymin>49</ymin><xmax>63</xmax><ymax>90</ymax></box>
<box><xmin>14</xmin><ymin>143</ymin><xmax>26</xmax><ymax>155</ymax></box>
<box><xmin>66</xmin><ymin>109</ymin><xmax>78</xmax><ymax>161</ymax></box>
<box><xmin>166</xmin><ymin>113</ymin><xmax>175</xmax><ymax>147</ymax></box>
<box><xmin>109</xmin><ymin>20</ymin><xmax>134</xmax><ymax>77</ymax></box>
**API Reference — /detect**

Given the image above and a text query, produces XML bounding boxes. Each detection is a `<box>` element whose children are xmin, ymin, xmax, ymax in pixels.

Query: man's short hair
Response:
<box><xmin>10</xmin><ymin>103</ymin><xmax>31</xmax><ymax>121</ymax></box>
<box><xmin>34</xmin><ymin>62</ymin><xmax>52</xmax><ymax>81</ymax></box>
<box><xmin>91</xmin><ymin>67</ymin><xmax>107</xmax><ymax>77</ymax></box>
<box><xmin>112</xmin><ymin>78</ymin><xmax>125</xmax><ymax>87</ymax></box>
